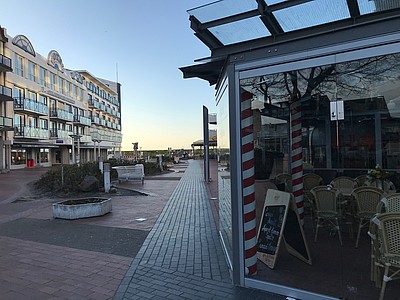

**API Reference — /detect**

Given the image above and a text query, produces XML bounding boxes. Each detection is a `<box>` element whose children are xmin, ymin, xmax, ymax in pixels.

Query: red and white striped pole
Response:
<box><xmin>290</xmin><ymin>96</ymin><xmax>305</xmax><ymax>222</ymax></box>
<box><xmin>241</xmin><ymin>91</ymin><xmax>257</xmax><ymax>275</ymax></box>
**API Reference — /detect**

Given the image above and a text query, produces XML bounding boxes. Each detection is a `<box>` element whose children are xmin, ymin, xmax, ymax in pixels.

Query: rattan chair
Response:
<box><xmin>311</xmin><ymin>186</ymin><xmax>343</xmax><ymax>246</ymax></box>
<box><xmin>274</xmin><ymin>173</ymin><xmax>292</xmax><ymax>193</ymax></box>
<box><xmin>330</xmin><ymin>176</ymin><xmax>358</xmax><ymax>198</ymax></box>
<box><xmin>365</xmin><ymin>178</ymin><xmax>396</xmax><ymax>195</ymax></box>
<box><xmin>376</xmin><ymin>193</ymin><xmax>400</xmax><ymax>213</ymax></box>
<box><xmin>355</xmin><ymin>174</ymin><xmax>369</xmax><ymax>187</ymax></box>
<box><xmin>371</xmin><ymin>213</ymin><xmax>400</xmax><ymax>300</ymax></box>
<box><xmin>303</xmin><ymin>173</ymin><xmax>324</xmax><ymax>212</ymax></box>
<box><xmin>352</xmin><ymin>186</ymin><xmax>385</xmax><ymax>248</ymax></box>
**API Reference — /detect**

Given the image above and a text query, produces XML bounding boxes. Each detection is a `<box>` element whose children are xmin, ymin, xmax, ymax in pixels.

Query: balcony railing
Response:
<box><xmin>73</xmin><ymin>115</ymin><xmax>92</xmax><ymax>126</ymax></box>
<box><xmin>80</xmin><ymin>135</ymin><xmax>92</xmax><ymax>143</ymax></box>
<box><xmin>50</xmin><ymin>128</ymin><xmax>73</xmax><ymax>139</ymax></box>
<box><xmin>49</xmin><ymin>108</ymin><xmax>74</xmax><ymax>122</ymax></box>
<box><xmin>14</xmin><ymin>98</ymin><xmax>48</xmax><ymax>115</ymax></box>
<box><xmin>0</xmin><ymin>116</ymin><xmax>13</xmax><ymax>130</ymax></box>
<box><xmin>0</xmin><ymin>54</ymin><xmax>12</xmax><ymax>72</ymax></box>
<box><xmin>92</xmin><ymin>116</ymin><xmax>101</xmax><ymax>125</ymax></box>
<box><xmin>88</xmin><ymin>99</ymin><xmax>100</xmax><ymax>109</ymax></box>
<box><xmin>0</xmin><ymin>85</ymin><xmax>13</xmax><ymax>102</ymax></box>
<box><xmin>14</xmin><ymin>125</ymin><xmax>49</xmax><ymax>139</ymax></box>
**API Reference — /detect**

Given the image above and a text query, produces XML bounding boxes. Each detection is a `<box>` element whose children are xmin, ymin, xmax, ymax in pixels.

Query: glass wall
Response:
<box><xmin>238</xmin><ymin>52</ymin><xmax>400</xmax><ymax>299</ymax></box>
<box><xmin>217</xmin><ymin>76</ymin><xmax>233</xmax><ymax>267</ymax></box>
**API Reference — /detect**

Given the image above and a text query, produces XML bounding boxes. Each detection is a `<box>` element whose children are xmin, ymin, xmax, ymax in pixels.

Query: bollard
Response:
<box><xmin>104</xmin><ymin>163</ymin><xmax>110</xmax><ymax>193</ymax></box>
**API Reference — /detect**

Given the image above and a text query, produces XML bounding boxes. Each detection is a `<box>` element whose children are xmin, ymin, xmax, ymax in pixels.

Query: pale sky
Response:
<box><xmin>0</xmin><ymin>0</ymin><xmax>216</xmax><ymax>151</ymax></box>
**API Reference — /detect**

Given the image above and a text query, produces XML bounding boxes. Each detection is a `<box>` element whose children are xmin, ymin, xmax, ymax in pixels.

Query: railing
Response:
<box><xmin>0</xmin><ymin>54</ymin><xmax>12</xmax><ymax>70</ymax></box>
<box><xmin>74</xmin><ymin>115</ymin><xmax>92</xmax><ymax>126</ymax></box>
<box><xmin>92</xmin><ymin>116</ymin><xmax>101</xmax><ymax>125</ymax></box>
<box><xmin>80</xmin><ymin>135</ymin><xmax>92</xmax><ymax>143</ymax></box>
<box><xmin>14</xmin><ymin>125</ymin><xmax>49</xmax><ymax>139</ymax></box>
<box><xmin>0</xmin><ymin>85</ymin><xmax>12</xmax><ymax>101</ymax></box>
<box><xmin>14</xmin><ymin>97</ymin><xmax>48</xmax><ymax>115</ymax></box>
<box><xmin>88</xmin><ymin>99</ymin><xmax>100</xmax><ymax>109</ymax></box>
<box><xmin>50</xmin><ymin>108</ymin><xmax>74</xmax><ymax>122</ymax></box>
<box><xmin>0</xmin><ymin>116</ymin><xmax>13</xmax><ymax>127</ymax></box>
<box><xmin>50</xmin><ymin>128</ymin><xmax>73</xmax><ymax>139</ymax></box>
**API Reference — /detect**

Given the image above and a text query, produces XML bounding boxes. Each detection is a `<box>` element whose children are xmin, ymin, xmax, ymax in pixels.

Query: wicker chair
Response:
<box><xmin>303</xmin><ymin>173</ymin><xmax>324</xmax><ymax>213</ymax></box>
<box><xmin>352</xmin><ymin>186</ymin><xmax>385</xmax><ymax>248</ymax></box>
<box><xmin>330</xmin><ymin>176</ymin><xmax>358</xmax><ymax>198</ymax></box>
<box><xmin>355</xmin><ymin>174</ymin><xmax>369</xmax><ymax>187</ymax></box>
<box><xmin>371</xmin><ymin>213</ymin><xmax>400</xmax><ymax>300</ymax></box>
<box><xmin>311</xmin><ymin>186</ymin><xmax>343</xmax><ymax>246</ymax></box>
<box><xmin>274</xmin><ymin>173</ymin><xmax>292</xmax><ymax>193</ymax></box>
<box><xmin>365</xmin><ymin>178</ymin><xmax>396</xmax><ymax>195</ymax></box>
<box><xmin>376</xmin><ymin>193</ymin><xmax>400</xmax><ymax>213</ymax></box>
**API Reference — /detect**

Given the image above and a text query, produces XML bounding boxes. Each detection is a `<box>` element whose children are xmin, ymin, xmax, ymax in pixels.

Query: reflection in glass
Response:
<box><xmin>239</xmin><ymin>51</ymin><xmax>400</xmax><ymax>299</ymax></box>
<box><xmin>217</xmin><ymin>80</ymin><xmax>233</xmax><ymax>266</ymax></box>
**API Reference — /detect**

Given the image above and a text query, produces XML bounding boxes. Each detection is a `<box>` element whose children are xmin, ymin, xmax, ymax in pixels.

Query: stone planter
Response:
<box><xmin>53</xmin><ymin>197</ymin><xmax>112</xmax><ymax>219</ymax></box>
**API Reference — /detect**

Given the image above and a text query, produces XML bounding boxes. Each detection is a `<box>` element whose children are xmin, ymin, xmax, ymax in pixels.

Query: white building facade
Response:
<box><xmin>0</xmin><ymin>26</ymin><xmax>122</xmax><ymax>172</ymax></box>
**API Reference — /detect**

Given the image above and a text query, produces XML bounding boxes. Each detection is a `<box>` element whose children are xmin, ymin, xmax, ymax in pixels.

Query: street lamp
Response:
<box><xmin>92</xmin><ymin>138</ymin><xmax>101</xmax><ymax>161</ymax></box>
<box><xmin>69</xmin><ymin>134</ymin><xmax>82</xmax><ymax>165</ymax></box>
<box><xmin>132</xmin><ymin>142</ymin><xmax>138</xmax><ymax>162</ymax></box>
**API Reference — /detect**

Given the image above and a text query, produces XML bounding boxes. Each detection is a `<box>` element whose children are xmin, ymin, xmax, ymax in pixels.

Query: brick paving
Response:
<box><xmin>0</xmin><ymin>161</ymin><xmax>284</xmax><ymax>300</ymax></box>
<box><xmin>114</xmin><ymin>160</ymin><xmax>284</xmax><ymax>300</ymax></box>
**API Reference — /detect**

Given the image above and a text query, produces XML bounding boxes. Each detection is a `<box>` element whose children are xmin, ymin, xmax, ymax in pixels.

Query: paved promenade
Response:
<box><xmin>0</xmin><ymin>161</ymin><xmax>284</xmax><ymax>300</ymax></box>
<box><xmin>114</xmin><ymin>160</ymin><xmax>284</xmax><ymax>300</ymax></box>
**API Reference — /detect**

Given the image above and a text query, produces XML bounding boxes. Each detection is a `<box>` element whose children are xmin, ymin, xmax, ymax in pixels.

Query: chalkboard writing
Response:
<box><xmin>257</xmin><ymin>205</ymin><xmax>286</xmax><ymax>255</ymax></box>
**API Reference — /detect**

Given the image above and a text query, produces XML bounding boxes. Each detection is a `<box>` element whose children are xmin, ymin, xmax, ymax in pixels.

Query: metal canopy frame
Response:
<box><xmin>181</xmin><ymin>0</ymin><xmax>400</xmax><ymax>84</ymax></box>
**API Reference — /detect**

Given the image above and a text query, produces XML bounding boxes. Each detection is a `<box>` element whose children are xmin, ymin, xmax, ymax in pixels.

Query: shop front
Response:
<box><xmin>181</xmin><ymin>1</ymin><xmax>400</xmax><ymax>299</ymax></box>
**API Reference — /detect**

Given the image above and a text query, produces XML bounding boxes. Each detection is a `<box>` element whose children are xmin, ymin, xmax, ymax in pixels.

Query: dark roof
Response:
<box><xmin>181</xmin><ymin>0</ymin><xmax>400</xmax><ymax>85</ymax></box>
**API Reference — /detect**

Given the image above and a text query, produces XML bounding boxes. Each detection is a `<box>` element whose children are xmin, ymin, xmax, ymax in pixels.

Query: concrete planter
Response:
<box><xmin>53</xmin><ymin>197</ymin><xmax>112</xmax><ymax>219</ymax></box>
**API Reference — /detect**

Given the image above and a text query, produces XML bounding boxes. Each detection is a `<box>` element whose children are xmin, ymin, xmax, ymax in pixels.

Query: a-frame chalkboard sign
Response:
<box><xmin>256</xmin><ymin>189</ymin><xmax>291</xmax><ymax>269</ymax></box>
<box><xmin>256</xmin><ymin>189</ymin><xmax>312</xmax><ymax>269</ymax></box>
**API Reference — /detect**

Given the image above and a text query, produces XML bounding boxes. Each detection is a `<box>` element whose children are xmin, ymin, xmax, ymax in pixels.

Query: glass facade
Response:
<box><xmin>232</xmin><ymin>46</ymin><xmax>400</xmax><ymax>299</ymax></box>
<box><xmin>217</xmin><ymin>76</ymin><xmax>233</xmax><ymax>266</ymax></box>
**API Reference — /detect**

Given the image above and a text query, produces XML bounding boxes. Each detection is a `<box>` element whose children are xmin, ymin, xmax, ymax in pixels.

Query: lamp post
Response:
<box><xmin>132</xmin><ymin>142</ymin><xmax>138</xmax><ymax>162</ymax></box>
<box><xmin>92</xmin><ymin>138</ymin><xmax>101</xmax><ymax>161</ymax></box>
<box><xmin>69</xmin><ymin>134</ymin><xmax>82</xmax><ymax>165</ymax></box>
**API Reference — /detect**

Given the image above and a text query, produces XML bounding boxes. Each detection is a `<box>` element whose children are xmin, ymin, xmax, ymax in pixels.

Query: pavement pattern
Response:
<box><xmin>0</xmin><ymin>161</ymin><xmax>285</xmax><ymax>300</ymax></box>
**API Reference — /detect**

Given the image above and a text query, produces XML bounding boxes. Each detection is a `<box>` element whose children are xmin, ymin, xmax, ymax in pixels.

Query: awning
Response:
<box><xmin>179</xmin><ymin>58</ymin><xmax>225</xmax><ymax>86</ymax></box>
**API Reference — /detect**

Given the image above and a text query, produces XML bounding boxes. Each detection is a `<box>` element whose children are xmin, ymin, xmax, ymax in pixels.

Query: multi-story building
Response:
<box><xmin>0</xmin><ymin>26</ymin><xmax>122</xmax><ymax>172</ymax></box>
<box><xmin>0</xmin><ymin>27</ymin><xmax>13</xmax><ymax>171</ymax></box>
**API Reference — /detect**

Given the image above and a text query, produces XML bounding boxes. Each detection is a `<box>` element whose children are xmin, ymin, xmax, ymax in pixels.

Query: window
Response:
<box><xmin>39</xmin><ymin>67</ymin><xmax>46</xmax><ymax>86</ymax></box>
<box><xmin>11</xmin><ymin>149</ymin><xmax>26</xmax><ymax>165</ymax></box>
<box><xmin>72</xmin><ymin>85</ymin><xmax>77</xmax><ymax>99</ymax></box>
<box><xmin>38</xmin><ymin>95</ymin><xmax>47</xmax><ymax>105</ymax></box>
<box><xmin>27</xmin><ymin>90</ymin><xmax>36</xmax><ymax>101</ymax></box>
<box><xmin>39</xmin><ymin>119</ymin><xmax>48</xmax><ymax>129</ymax></box>
<box><xmin>39</xmin><ymin>149</ymin><xmax>49</xmax><ymax>163</ymax></box>
<box><xmin>66</xmin><ymin>81</ymin><xmax>71</xmax><ymax>97</ymax></box>
<box><xmin>13</xmin><ymin>86</ymin><xmax>24</xmax><ymax>101</ymax></box>
<box><xmin>58</xmin><ymin>77</ymin><xmax>63</xmax><ymax>94</ymax></box>
<box><xmin>49</xmin><ymin>72</ymin><xmax>56</xmax><ymax>90</ymax></box>
<box><xmin>28</xmin><ymin>61</ymin><xmax>36</xmax><ymax>82</ymax></box>
<box><xmin>14</xmin><ymin>54</ymin><xmax>23</xmax><ymax>76</ymax></box>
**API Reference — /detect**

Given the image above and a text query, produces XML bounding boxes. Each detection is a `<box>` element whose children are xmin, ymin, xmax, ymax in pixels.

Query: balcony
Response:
<box><xmin>91</xmin><ymin>116</ymin><xmax>101</xmax><ymax>125</ymax></box>
<box><xmin>14</xmin><ymin>98</ymin><xmax>48</xmax><ymax>116</ymax></box>
<box><xmin>88</xmin><ymin>99</ymin><xmax>100</xmax><ymax>109</ymax></box>
<box><xmin>50</xmin><ymin>128</ymin><xmax>73</xmax><ymax>139</ymax></box>
<box><xmin>0</xmin><ymin>54</ymin><xmax>12</xmax><ymax>72</ymax></box>
<box><xmin>14</xmin><ymin>125</ymin><xmax>49</xmax><ymax>139</ymax></box>
<box><xmin>0</xmin><ymin>85</ymin><xmax>13</xmax><ymax>102</ymax></box>
<box><xmin>50</xmin><ymin>108</ymin><xmax>74</xmax><ymax>122</ymax></box>
<box><xmin>0</xmin><ymin>116</ymin><xmax>13</xmax><ymax>131</ymax></box>
<box><xmin>73</xmin><ymin>115</ymin><xmax>92</xmax><ymax>126</ymax></box>
<box><xmin>80</xmin><ymin>135</ymin><xmax>92</xmax><ymax>143</ymax></box>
